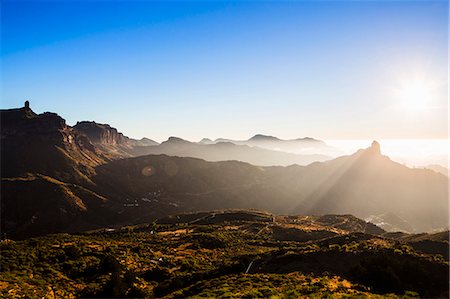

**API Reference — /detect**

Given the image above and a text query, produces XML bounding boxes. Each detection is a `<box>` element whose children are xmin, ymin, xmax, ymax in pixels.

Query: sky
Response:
<box><xmin>1</xmin><ymin>0</ymin><xmax>448</xmax><ymax>142</ymax></box>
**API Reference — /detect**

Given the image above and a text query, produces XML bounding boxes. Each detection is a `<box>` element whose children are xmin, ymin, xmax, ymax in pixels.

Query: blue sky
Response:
<box><xmin>1</xmin><ymin>0</ymin><xmax>448</xmax><ymax>141</ymax></box>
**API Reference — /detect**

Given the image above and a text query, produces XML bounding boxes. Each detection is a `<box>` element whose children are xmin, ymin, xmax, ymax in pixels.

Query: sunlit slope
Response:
<box><xmin>1</xmin><ymin>210</ymin><xmax>448</xmax><ymax>298</ymax></box>
<box><xmin>1</xmin><ymin>106</ymin><xmax>447</xmax><ymax>238</ymax></box>
<box><xmin>91</xmin><ymin>141</ymin><xmax>447</xmax><ymax>232</ymax></box>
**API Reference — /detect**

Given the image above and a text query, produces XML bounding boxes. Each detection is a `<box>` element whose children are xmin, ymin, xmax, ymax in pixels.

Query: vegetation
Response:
<box><xmin>0</xmin><ymin>212</ymin><xmax>448</xmax><ymax>298</ymax></box>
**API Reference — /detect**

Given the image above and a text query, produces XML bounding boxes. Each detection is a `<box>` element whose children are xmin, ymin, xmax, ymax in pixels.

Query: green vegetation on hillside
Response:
<box><xmin>1</xmin><ymin>211</ymin><xmax>447</xmax><ymax>298</ymax></box>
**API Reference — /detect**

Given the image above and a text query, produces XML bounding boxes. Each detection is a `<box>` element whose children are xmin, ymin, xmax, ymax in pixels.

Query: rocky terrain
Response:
<box><xmin>1</xmin><ymin>210</ymin><xmax>448</xmax><ymax>298</ymax></box>
<box><xmin>1</xmin><ymin>103</ymin><xmax>448</xmax><ymax>239</ymax></box>
<box><xmin>74</xmin><ymin>121</ymin><xmax>158</xmax><ymax>157</ymax></box>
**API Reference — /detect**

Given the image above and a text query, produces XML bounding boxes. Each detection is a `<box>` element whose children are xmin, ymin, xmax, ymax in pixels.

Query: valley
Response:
<box><xmin>1</xmin><ymin>104</ymin><xmax>448</xmax><ymax>240</ymax></box>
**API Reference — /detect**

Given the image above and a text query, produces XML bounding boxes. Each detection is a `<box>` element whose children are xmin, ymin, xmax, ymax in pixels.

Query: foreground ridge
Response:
<box><xmin>1</xmin><ymin>209</ymin><xmax>448</xmax><ymax>298</ymax></box>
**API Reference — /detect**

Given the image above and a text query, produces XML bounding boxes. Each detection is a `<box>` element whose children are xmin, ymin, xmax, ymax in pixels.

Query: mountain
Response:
<box><xmin>136</xmin><ymin>137</ymin><xmax>160</xmax><ymax>147</ymax></box>
<box><xmin>0</xmin><ymin>102</ymin><xmax>108</xmax><ymax>184</ymax></box>
<box><xmin>130</xmin><ymin>136</ymin><xmax>331</xmax><ymax>167</ymax></box>
<box><xmin>212</xmin><ymin>134</ymin><xmax>340</xmax><ymax>156</ymax></box>
<box><xmin>90</xmin><ymin>142</ymin><xmax>448</xmax><ymax>233</ymax></box>
<box><xmin>1</xmin><ymin>104</ymin><xmax>448</xmax><ymax>239</ymax></box>
<box><xmin>73</xmin><ymin>121</ymin><xmax>158</xmax><ymax>157</ymax></box>
<box><xmin>0</xmin><ymin>103</ymin><xmax>153</xmax><ymax>239</ymax></box>
<box><xmin>198</xmin><ymin>138</ymin><xmax>214</xmax><ymax>144</ymax></box>
<box><xmin>248</xmin><ymin>134</ymin><xmax>281</xmax><ymax>142</ymax></box>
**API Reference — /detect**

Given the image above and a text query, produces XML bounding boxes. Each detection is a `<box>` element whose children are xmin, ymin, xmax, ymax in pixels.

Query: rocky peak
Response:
<box><xmin>368</xmin><ymin>140</ymin><xmax>381</xmax><ymax>155</ymax></box>
<box><xmin>199</xmin><ymin>138</ymin><xmax>213</xmax><ymax>144</ymax></box>
<box><xmin>249</xmin><ymin>134</ymin><xmax>280</xmax><ymax>142</ymax></box>
<box><xmin>133</xmin><ymin>137</ymin><xmax>159</xmax><ymax>147</ymax></box>
<box><xmin>73</xmin><ymin>121</ymin><xmax>128</xmax><ymax>145</ymax></box>
<box><xmin>1</xmin><ymin>102</ymin><xmax>66</xmax><ymax>138</ymax></box>
<box><xmin>165</xmin><ymin>136</ymin><xmax>189</xmax><ymax>143</ymax></box>
<box><xmin>295</xmin><ymin>137</ymin><xmax>323</xmax><ymax>143</ymax></box>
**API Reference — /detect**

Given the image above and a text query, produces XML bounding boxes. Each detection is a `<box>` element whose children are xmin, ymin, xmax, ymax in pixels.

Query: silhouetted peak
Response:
<box><xmin>350</xmin><ymin>140</ymin><xmax>382</xmax><ymax>160</ymax></box>
<box><xmin>249</xmin><ymin>134</ymin><xmax>280</xmax><ymax>141</ymax></box>
<box><xmin>22</xmin><ymin>100</ymin><xmax>34</xmax><ymax>115</ymax></box>
<box><xmin>1</xmin><ymin>103</ymin><xmax>37</xmax><ymax>121</ymax></box>
<box><xmin>215</xmin><ymin>138</ymin><xmax>231</xmax><ymax>142</ymax></box>
<box><xmin>369</xmin><ymin>140</ymin><xmax>381</xmax><ymax>155</ymax></box>
<box><xmin>295</xmin><ymin>137</ymin><xmax>323</xmax><ymax>143</ymax></box>
<box><xmin>1</xmin><ymin>105</ymin><xmax>66</xmax><ymax>139</ymax></box>
<box><xmin>139</xmin><ymin>137</ymin><xmax>159</xmax><ymax>145</ymax></box>
<box><xmin>165</xmin><ymin>136</ymin><xmax>189</xmax><ymax>144</ymax></box>
<box><xmin>75</xmin><ymin>121</ymin><xmax>112</xmax><ymax>129</ymax></box>
<box><xmin>199</xmin><ymin>138</ymin><xmax>213</xmax><ymax>144</ymax></box>
<box><xmin>214</xmin><ymin>141</ymin><xmax>235</xmax><ymax>147</ymax></box>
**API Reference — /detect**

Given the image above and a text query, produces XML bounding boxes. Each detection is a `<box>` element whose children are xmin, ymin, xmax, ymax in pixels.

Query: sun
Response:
<box><xmin>394</xmin><ymin>78</ymin><xmax>436</xmax><ymax>111</ymax></box>
<box><xmin>400</xmin><ymin>82</ymin><xmax>432</xmax><ymax>110</ymax></box>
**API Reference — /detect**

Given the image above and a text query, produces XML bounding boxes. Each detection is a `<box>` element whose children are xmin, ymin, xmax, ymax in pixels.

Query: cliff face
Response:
<box><xmin>73</xmin><ymin>121</ymin><xmax>130</xmax><ymax>146</ymax></box>
<box><xmin>0</xmin><ymin>104</ymin><xmax>107</xmax><ymax>184</ymax></box>
<box><xmin>73</xmin><ymin>121</ymin><xmax>158</xmax><ymax>156</ymax></box>
<box><xmin>1</xmin><ymin>103</ymin><xmax>115</xmax><ymax>238</ymax></box>
<box><xmin>2</xmin><ymin>103</ymin><xmax>447</xmax><ymax>239</ymax></box>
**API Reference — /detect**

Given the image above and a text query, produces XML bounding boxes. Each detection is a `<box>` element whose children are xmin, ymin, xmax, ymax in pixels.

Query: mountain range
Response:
<box><xmin>1</xmin><ymin>102</ymin><xmax>448</xmax><ymax>239</ymax></box>
<box><xmin>200</xmin><ymin>134</ymin><xmax>339</xmax><ymax>155</ymax></box>
<box><xmin>130</xmin><ymin>136</ymin><xmax>330</xmax><ymax>166</ymax></box>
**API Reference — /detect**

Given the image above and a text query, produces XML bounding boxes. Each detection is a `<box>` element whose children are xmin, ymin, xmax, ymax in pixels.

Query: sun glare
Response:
<box><xmin>394</xmin><ymin>78</ymin><xmax>437</xmax><ymax>111</ymax></box>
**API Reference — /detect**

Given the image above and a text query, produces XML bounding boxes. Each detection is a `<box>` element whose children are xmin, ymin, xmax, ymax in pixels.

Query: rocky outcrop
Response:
<box><xmin>73</xmin><ymin>121</ymin><xmax>158</xmax><ymax>155</ymax></box>
<box><xmin>1</xmin><ymin>102</ymin><xmax>107</xmax><ymax>183</ymax></box>
<box><xmin>74</xmin><ymin>121</ymin><xmax>129</xmax><ymax>146</ymax></box>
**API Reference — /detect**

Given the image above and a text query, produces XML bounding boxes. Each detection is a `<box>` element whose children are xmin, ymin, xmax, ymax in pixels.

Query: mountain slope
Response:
<box><xmin>212</xmin><ymin>134</ymin><xmax>340</xmax><ymax>156</ymax></box>
<box><xmin>1</xmin><ymin>104</ymin><xmax>107</xmax><ymax>184</ymax></box>
<box><xmin>89</xmin><ymin>143</ymin><xmax>448</xmax><ymax>233</ymax></box>
<box><xmin>73</xmin><ymin>121</ymin><xmax>158</xmax><ymax>158</ymax></box>
<box><xmin>1</xmin><ymin>104</ymin><xmax>447</xmax><ymax>238</ymax></box>
<box><xmin>131</xmin><ymin>137</ymin><xmax>330</xmax><ymax>166</ymax></box>
<box><xmin>0</xmin><ymin>103</ymin><xmax>119</xmax><ymax>238</ymax></box>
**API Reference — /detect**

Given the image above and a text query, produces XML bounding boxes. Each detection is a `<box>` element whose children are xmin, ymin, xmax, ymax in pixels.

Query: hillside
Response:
<box><xmin>89</xmin><ymin>143</ymin><xmax>448</xmax><ymax>233</ymax></box>
<box><xmin>1</xmin><ymin>104</ymin><xmax>448</xmax><ymax>239</ymax></box>
<box><xmin>0</xmin><ymin>103</ymin><xmax>108</xmax><ymax>185</ymax></box>
<box><xmin>73</xmin><ymin>121</ymin><xmax>158</xmax><ymax>158</ymax></box>
<box><xmin>1</xmin><ymin>210</ymin><xmax>448</xmax><ymax>298</ymax></box>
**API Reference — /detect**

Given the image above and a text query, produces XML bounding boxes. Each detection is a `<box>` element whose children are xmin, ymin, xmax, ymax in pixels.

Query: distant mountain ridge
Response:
<box><xmin>201</xmin><ymin>134</ymin><xmax>340</xmax><ymax>157</ymax></box>
<box><xmin>92</xmin><ymin>142</ymin><xmax>448</xmax><ymax>234</ymax></box>
<box><xmin>131</xmin><ymin>136</ymin><xmax>331</xmax><ymax>167</ymax></box>
<box><xmin>1</xmin><ymin>103</ymin><xmax>448</xmax><ymax>239</ymax></box>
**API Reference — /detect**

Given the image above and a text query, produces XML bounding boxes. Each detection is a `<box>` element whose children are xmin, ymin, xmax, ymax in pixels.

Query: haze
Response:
<box><xmin>1</xmin><ymin>0</ymin><xmax>448</xmax><ymax>143</ymax></box>
<box><xmin>1</xmin><ymin>2</ymin><xmax>450</xmax><ymax>296</ymax></box>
